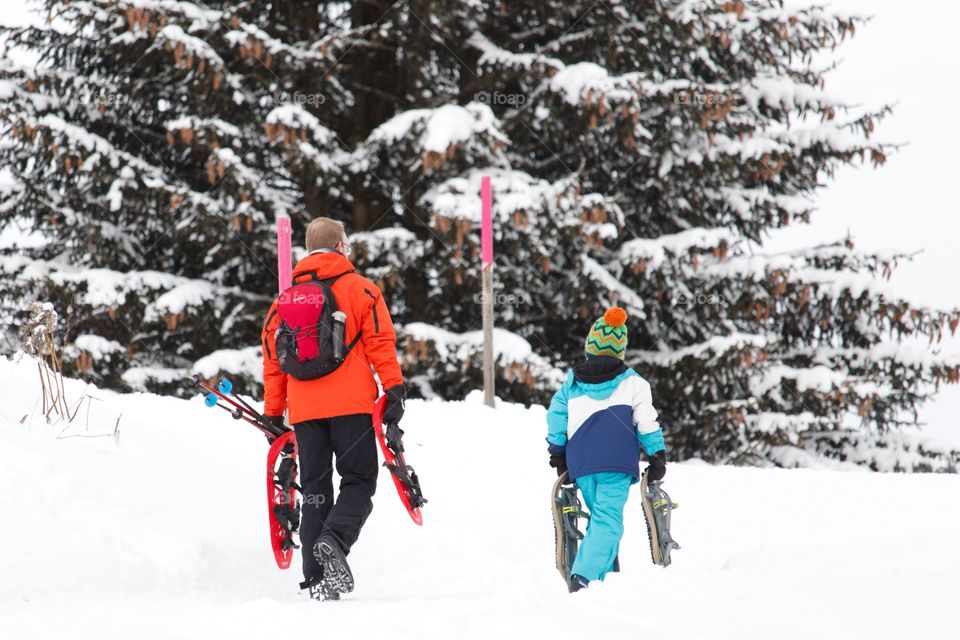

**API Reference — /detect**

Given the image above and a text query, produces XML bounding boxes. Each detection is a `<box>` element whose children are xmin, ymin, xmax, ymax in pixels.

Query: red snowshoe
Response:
<box><xmin>267</xmin><ymin>430</ymin><xmax>300</xmax><ymax>569</ymax></box>
<box><xmin>373</xmin><ymin>395</ymin><xmax>426</xmax><ymax>525</ymax></box>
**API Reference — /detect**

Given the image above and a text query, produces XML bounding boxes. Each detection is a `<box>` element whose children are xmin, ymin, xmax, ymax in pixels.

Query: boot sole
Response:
<box><xmin>308</xmin><ymin>584</ymin><xmax>340</xmax><ymax>602</ymax></box>
<box><xmin>314</xmin><ymin>540</ymin><xmax>355</xmax><ymax>594</ymax></box>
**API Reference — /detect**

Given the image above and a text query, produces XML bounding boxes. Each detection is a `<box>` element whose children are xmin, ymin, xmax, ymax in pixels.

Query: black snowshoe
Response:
<box><xmin>551</xmin><ymin>471</ymin><xmax>589</xmax><ymax>592</ymax></box>
<box><xmin>640</xmin><ymin>470</ymin><xmax>681</xmax><ymax>567</ymax></box>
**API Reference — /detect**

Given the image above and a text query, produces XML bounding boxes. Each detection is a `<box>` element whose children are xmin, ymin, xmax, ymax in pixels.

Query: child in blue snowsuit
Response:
<box><xmin>546</xmin><ymin>307</ymin><xmax>667</xmax><ymax>589</ymax></box>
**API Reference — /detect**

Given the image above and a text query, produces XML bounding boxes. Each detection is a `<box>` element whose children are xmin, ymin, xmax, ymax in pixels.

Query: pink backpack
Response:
<box><xmin>274</xmin><ymin>273</ymin><xmax>359</xmax><ymax>380</ymax></box>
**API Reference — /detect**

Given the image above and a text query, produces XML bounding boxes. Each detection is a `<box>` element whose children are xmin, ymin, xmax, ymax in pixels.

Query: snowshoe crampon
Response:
<box><xmin>267</xmin><ymin>431</ymin><xmax>301</xmax><ymax>569</ymax></box>
<box><xmin>640</xmin><ymin>470</ymin><xmax>680</xmax><ymax>567</ymax></box>
<box><xmin>551</xmin><ymin>471</ymin><xmax>589</xmax><ymax>591</ymax></box>
<box><xmin>373</xmin><ymin>395</ymin><xmax>425</xmax><ymax>525</ymax></box>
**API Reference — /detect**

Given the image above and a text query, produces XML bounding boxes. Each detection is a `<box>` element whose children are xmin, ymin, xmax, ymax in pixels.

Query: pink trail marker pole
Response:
<box><xmin>480</xmin><ymin>176</ymin><xmax>495</xmax><ymax>407</ymax></box>
<box><xmin>481</xmin><ymin>176</ymin><xmax>493</xmax><ymax>268</ymax></box>
<box><xmin>276</xmin><ymin>216</ymin><xmax>292</xmax><ymax>294</ymax></box>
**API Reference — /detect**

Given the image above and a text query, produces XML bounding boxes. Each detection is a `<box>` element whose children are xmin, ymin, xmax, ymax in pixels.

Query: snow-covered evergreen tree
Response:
<box><xmin>1</xmin><ymin>1</ymin><xmax>957</xmax><ymax>469</ymax></box>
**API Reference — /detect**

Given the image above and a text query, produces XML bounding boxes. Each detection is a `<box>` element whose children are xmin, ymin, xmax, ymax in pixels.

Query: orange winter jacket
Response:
<box><xmin>261</xmin><ymin>251</ymin><xmax>403</xmax><ymax>424</ymax></box>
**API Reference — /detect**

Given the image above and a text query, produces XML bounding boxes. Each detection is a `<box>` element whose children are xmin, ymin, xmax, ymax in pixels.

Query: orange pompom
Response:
<box><xmin>603</xmin><ymin>306</ymin><xmax>627</xmax><ymax>327</ymax></box>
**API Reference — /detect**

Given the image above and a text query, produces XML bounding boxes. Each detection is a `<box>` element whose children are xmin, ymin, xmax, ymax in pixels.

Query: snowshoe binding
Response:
<box><xmin>551</xmin><ymin>471</ymin><xmax>589</xmax><ymax>592</ymax></box>
<box><xmin>640</xmin><ymin>470</ymin><xmax>680</xmax><ymax>567</ymax></box>
<box><xmin>314</xmin><ymin>536</ymin><xmax>355</xmax><ymax>595</ymax></box>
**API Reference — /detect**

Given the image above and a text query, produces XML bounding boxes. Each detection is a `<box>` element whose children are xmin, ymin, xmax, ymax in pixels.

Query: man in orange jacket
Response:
<box><xmin>261</xmin><ymin>217</ymin><xmax>405</xmax><ymax>601</ymax></box>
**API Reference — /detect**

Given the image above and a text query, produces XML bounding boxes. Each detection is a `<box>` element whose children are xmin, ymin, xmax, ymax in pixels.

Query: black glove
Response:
<box><xmin>383</xmin><ymin>384</ymin><xmax>406</xmax><ymax>425</ymax></box>
<box><xmin>262</xmin><ymin>414</ymin><xmax>285</xmax><ymax>442</ymax></box>
<box><xmin>549</xmin><ymin>451</ymin><xmax>568</xmax><ymax>478</ymax></box>
<box><xmin>645</xmin><ymin>450</ymin><xmax>667</xmax><ymax>481</ymax></box>
<box><xmin>263</xmin><ymin>414</ymin><xmax>285</xmax><ymax>430</ymax></box>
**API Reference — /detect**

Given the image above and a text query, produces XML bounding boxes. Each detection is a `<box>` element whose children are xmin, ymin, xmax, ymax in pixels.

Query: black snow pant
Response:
<box><xmin>294</xmin><ymin>413</ymin><xmax>378</xmax><ymax>584</ymax></box>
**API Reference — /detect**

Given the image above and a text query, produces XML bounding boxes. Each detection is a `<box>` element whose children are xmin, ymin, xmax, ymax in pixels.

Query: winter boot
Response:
<box><xmin>314</xmin><ymin>535</ymin><xmax>355</xmax><ymax>595</ymax></box>
<box><xmin>569</xmin><ymin>574</ymin><xmax>589</xmax><ymax>592</ymax></box>
<box><xmin>308</xmin><ymin>582</ymin><xmax>340</xmax><ymax>602</ymax></box>
<box><xmin>300</xmin><ymin>575</ymin><xmax>340</xmax><ymax>602</ymax></box>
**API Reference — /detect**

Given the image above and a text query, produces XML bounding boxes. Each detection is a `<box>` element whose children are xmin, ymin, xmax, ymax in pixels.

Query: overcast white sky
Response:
<box><xmin>2</xmin><ymin>1</ymin><xmax>958</xmax><ymax>444</ymax></box>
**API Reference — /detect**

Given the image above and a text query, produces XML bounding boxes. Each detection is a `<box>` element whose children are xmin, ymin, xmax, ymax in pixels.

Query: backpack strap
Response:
<box><xmin>345</xmin><ymin>331</ymin><xmax>362</xmax><ymax>352</ymax></box>
<box><xmin>327</xmin><ymin>273</ymin><xmax>363</xmax><ymax>353</ymax></box>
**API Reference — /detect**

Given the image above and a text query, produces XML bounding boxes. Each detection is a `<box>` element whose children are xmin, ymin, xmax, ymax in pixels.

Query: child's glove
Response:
<box><xmin>549</xmin><ymin>452</ymin><xmax>568</xmax><ymax>478</ymax></box>
<box><xmin>646</xmin><ymin>450</ymin><xmax>667</xmax><ymax>481</ymax></box>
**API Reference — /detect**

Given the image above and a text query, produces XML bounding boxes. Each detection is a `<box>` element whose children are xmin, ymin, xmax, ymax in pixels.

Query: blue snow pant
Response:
<box><xmin>570</xmin><ymin>471</ymin><xmax>632</xmax><ymax>582</ymax></box>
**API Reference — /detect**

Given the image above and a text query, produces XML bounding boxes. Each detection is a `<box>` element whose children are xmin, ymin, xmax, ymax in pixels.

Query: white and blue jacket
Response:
<box><xmin>546</xmin><ymin>357</ymin><xmax>665</xmax><ymax>482</ymax></box>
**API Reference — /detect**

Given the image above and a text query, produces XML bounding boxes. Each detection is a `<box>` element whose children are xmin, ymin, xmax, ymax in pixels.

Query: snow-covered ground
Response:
<box><xmin>1</xmin><ymin>356</ymin><xmax>958</xmax><ymax>639</ymax></box>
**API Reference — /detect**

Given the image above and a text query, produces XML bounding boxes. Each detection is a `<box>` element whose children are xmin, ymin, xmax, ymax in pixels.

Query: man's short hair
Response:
<box><xmin>306</xmin><ymin>217</ymin><xmax>346</xmax><ymax>252</ymax></box>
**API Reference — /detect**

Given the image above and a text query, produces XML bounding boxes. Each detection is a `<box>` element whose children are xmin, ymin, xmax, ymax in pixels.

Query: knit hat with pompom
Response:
<box><xmin>584</xmin><ymin>307</ymin><xmax>628</xmax><ymax>359</ymax></box>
